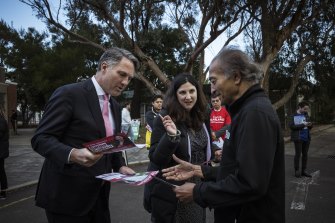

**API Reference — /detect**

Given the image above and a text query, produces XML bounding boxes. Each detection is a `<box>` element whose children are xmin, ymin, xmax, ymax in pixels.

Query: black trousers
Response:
<box><xmin>0</xmin><ymin>158</ymin><xmax>8</xmax><ymax>191</ymax></box>
<box><xmin>294</xmin><ymin>140</ymin><xmax>310</xmax><ymax>171</ymax></box>
<box><xmin>45</xmin><ymin>186</ymin><xmax>111</xmax><ymax>223</ymax></box>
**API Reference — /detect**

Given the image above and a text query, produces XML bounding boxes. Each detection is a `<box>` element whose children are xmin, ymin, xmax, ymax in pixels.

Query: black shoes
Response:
<box><xmin>295</xmin><ymin>170</ymin><xmax>301</xmax><ymax>178</ymax></box>
<box><xmin>301</xmin><ymin>171</ymin><xmax>312</xmax><ymax>178</ymax></box>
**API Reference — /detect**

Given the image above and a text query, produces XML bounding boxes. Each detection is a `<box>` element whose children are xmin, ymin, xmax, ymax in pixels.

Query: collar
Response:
<box><xmin>212</xmin><ymin>106</ymin><xmax>222</xmax><ymax>112</ymax></box>
<box><xmin>152</xmin><ymin>107</ymin><xmax>160</xmax><ymax>115</ymax></box>
<box><xmin>92</xmin><ymin>76</ymin><xmax>109</xmax><ymax>98</ymax></box>
<box><xmin>227</xmin><ymin>84</ymin><xmax>264</xmax><ymax>117</ymax></box>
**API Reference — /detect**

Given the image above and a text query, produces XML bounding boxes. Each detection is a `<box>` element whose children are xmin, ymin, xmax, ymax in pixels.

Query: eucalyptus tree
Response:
<box><xmin>244</xmin><ymin>0</ymin><xmax>333</xmax><ymax>110</ymax></box>
<box><xmin>19</xmin><ymin>0</ymin><xmax>334</xmax><ymax>117</ymax></box>
<box><xmin>20</xmin><ymin>0</ymin><xmax>251</xmax><ymax>94</ymax></box>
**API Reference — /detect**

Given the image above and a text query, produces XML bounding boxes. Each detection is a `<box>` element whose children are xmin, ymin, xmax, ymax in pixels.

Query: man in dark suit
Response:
<box><xmin>31</xmin><ymin>47</ymin><xmax>139</xmax><ymax>223</ymax></box>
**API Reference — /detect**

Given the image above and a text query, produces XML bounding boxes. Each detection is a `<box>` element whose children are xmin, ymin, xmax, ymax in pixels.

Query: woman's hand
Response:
<box><xmin>159</xmin><ymin>114</ymin><xmax>177</xmax><ymax>136</ymax></box>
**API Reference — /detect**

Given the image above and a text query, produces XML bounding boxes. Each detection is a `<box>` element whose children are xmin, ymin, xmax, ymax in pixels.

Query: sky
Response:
<box><xmin>0</xmin><ymin>0</ymin><xmax>47</xmax><ymax>32</ymax></box>
<box><xmin>0</xmin><ymin>0</ymin><xmax>243</xmax><ymax>67</ymax></box>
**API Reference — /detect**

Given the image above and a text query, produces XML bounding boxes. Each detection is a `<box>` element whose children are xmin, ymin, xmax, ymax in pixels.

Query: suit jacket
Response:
<box><xmin>31</xmin><ymin>79</ymin><xmax>125</xmax><ymax>216</ymax></box>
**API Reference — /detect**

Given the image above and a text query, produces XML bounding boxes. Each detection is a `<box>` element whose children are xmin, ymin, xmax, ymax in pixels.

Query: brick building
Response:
<box><xmin>0</xmin><ymin>66</ymin><xmax>17</xmax><ymax>127</ymax></box>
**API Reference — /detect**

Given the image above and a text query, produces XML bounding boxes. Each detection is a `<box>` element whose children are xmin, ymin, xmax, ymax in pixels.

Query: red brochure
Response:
<box><xmin>83</xmin><ymin>133</ymin><xmax>136</xmax><ymax>154</ymax></box>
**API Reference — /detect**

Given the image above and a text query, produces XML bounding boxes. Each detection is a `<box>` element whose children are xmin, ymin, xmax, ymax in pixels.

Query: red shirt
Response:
<box><xmin>210</xmin><ymin>106</ymin><xmax>231</xmax><ymax>139</ymax></box>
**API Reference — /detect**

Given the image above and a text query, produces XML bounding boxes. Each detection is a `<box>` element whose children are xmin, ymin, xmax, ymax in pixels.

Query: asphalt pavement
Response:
<box><xmin>5</xmin><ymin>124</ymin><xmax>333</xmax><ymax>192</ymax></box>
<box><xmin>1</xmin><ymin>124</ymin><xmax>334</xmax><ymax>223</ymax></box>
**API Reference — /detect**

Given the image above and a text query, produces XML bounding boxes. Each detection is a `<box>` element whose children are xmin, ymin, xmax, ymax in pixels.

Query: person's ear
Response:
<box><xmin>233</xmin><ymin>72</ymin><xmax>242</xmax><ymax>85</ymax></box>
<box><xmin>101</xmin><ymin>62</ymin><xmax>108</xmax><ymax>72</ymax></box>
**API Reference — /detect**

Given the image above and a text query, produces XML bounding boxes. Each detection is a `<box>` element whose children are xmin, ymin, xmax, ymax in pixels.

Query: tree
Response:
<box><xmin>15</xmin><ymin>0</ymin><xmax>335</xmax><ymax>118</ymax></box>
<box><xmin>20</xmin><ymin>0</ymin><xmax>251</xmax><ymax>93</ymax></box>
<box><xmin>2</xmin><ymin>26</ymin><xmax>47</xmax><ymax>126</ymax></box>
<box><xmin>245</xmin><ymin>0</ymin><xmax>334</xmax><ymax>110</ymax></box>
<box><xmin>0</xmin><ymin>20</ymin><xmax>102</xmax><ymax>125</ymax></box>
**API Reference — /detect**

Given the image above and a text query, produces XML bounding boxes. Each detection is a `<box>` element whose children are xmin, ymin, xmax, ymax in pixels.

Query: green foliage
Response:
<box><xmin>0</xmin><ymin>21</ymin><xmax>101</xmax><ymax>124</ymax></box>
<box><xmin>1</xmin><ymin>0</ymin><xmax>334</xmax><ymax>124</ymax></box>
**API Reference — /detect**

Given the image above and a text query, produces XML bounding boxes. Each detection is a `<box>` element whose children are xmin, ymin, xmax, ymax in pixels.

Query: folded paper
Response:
<box><xmin>96</xmin><ymin>171</ymin><xmax>159</xmax><ymax>186</ymax></box>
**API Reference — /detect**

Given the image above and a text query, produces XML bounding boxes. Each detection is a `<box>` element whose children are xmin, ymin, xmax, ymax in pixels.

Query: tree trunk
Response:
<box><xmin>131</xmin><ymin>79</ymin><xmax>143</xmax><ymax>120</ymax></box>
<box><xmin>273</xmin><ymin>55</ymin><xmax>314</xmax><ymax>110</ymax></box>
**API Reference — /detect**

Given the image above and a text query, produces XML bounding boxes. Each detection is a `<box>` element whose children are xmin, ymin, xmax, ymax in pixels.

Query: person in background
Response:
<box><xmin>210</xmin><ymin>91</ymin><xmax>231</xmax><ymax>162</ymax></box>
<box><xmin>162</xmin><ymin>47</ymin><xmax>285</xmax><ymax>223</ymax></box>
<box><xmin>290</xmin><ymin>101</ymin><xmax>313</xmax><ymax>178</ymax></box>
<box><xmin>10</xmin><ymin>109</ymin><xmax>17</xmax><ymax>135</ymax></box>
<box><xmin>121</xmin><ymin>101</ymin><xmax>134</xmax><ymax>141</ymax></box>
<box><xmin>145</xmin><ymin>95</ymin><xmax>163</xmax><ymax>149</ymax></box>
<box><xmin>144</xmin><ymin>73</ymin><xmax>212</xmax><ymax>223</ymax></box>
<box><xmin>31</xmin><ymin>47</ymin><xmax>139</xmax><ymax>223</ymax></box>
<box><xmin>0</xmin><ymin>107</ymin><xmax>9</xmax><ymax>200</ymax></box>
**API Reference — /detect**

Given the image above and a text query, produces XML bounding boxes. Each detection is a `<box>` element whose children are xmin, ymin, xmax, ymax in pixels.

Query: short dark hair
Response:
<box><xmin>151</xmin><ymin>95</ymin><xmax>163</xmax><ymax>103</ymax></box>
<box><xmin>211</xmin><ymin>91</ymin><xmax>221</xmax><ymax>99</ymax></box>
<box><xmin>163</xmin><ymin>73</ymin><xmax>207</xmax><ymax>130</ymax></box>
<box><xmin>298</xmin><ymin>101</ymin><xmax>309</xmax><ymax>108</ymax></box>
<box><xmin>123</xmin><ymin>101</ymin><xmax>131</xmax><ymax>107</ymax></box>
<box><xmin>97</xmin><ymin>47</ymin><xmax>139</xmax><ymax>72</ymax></box>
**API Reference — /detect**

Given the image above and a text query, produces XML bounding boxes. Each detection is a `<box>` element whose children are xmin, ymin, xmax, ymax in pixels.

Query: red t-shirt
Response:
<box><xmin>210</xmin><ymin>106</ymin><xmax>231</xmax><ymax>139</ymax></box>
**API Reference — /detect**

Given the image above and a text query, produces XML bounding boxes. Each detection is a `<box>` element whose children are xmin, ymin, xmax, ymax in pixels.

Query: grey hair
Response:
<box><xmin>97</xmin><ymin>47</ymin><xmax>139</xmax><ymax>72</ymax></box>
<box><xmin>211</xmin><ymin>47</ymin><xmax>263</xmax><ymax>84</ymax></box>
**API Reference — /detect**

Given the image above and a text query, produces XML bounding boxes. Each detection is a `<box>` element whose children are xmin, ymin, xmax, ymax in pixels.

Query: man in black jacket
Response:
<box><xmin>144</xmin><ymin>95</ymin><xmax>163</xmax><ymax>149</ymax></box>
<box><xmin>163</xmin><ymin>47</ymin><xmax>285</xmax><ymax>223</ymax></box>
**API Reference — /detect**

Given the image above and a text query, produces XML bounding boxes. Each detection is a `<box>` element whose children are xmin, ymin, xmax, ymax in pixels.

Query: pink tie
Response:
<box><xmin>102</xmin><ymin>94</ymin><xmax>113</xmax><ymax>136</ymax></box>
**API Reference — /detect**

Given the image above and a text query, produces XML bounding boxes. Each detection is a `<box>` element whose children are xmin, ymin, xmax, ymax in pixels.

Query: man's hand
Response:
<box><xmin>119</xmin><ymin>166</ymin><xmax>136</xmax><ymax>175</ymax></box>
<box><xmin>173</xmin><ymin>182</ymin><xmax>195</xmax><ymax>203</ymax></box>
<box><xmin>70</xmin><ymin>148</ymin><xmax>103</xmax><ymax>167</ymax></box>
<box><xmin>162</xmin><ymin>155</ymin><xmax>203</xmax><ymax>180</ymax></box>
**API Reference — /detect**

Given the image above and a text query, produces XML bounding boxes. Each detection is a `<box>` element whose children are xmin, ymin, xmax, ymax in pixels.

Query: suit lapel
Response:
<box><xmin>110</xmin><ymin>97</ymin><xmax>121</xmax><ymax>134</ymax></box>
<box><xmin>82</xmin><ymin>79</ymin><xmax>105</xmax><ymax>137</ymax></box>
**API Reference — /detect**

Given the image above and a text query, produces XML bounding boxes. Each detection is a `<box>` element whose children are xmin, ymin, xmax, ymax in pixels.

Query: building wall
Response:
<box><xmin>6</xmin><ymin>84</ymin><xmax>17</xmax><ymax>121</ymax></box>
<box><xmin>0</xmin><ymin>83</ymin><xmax>7</xmax><ymax>117</ymax></box>
<box><xmin>0</xmin><ymin>67</ymin><xmax>17</xmax><ymax>127</ymax></box>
